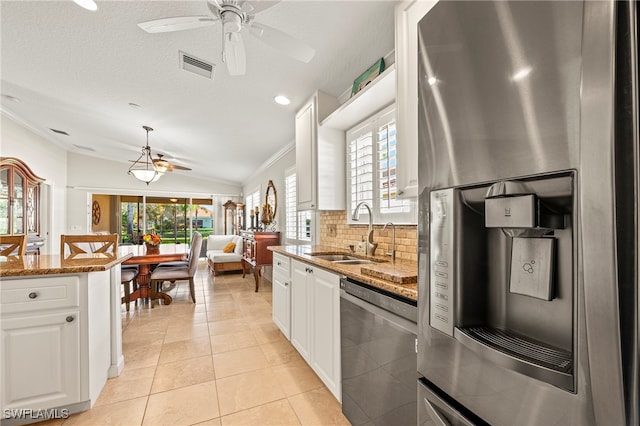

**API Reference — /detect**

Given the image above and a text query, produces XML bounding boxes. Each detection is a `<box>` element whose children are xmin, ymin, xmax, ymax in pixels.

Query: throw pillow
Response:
<box><xmin>223</xmin><ymin>242</ymin><xmax>236</xmax><ymax>253</ymax></box>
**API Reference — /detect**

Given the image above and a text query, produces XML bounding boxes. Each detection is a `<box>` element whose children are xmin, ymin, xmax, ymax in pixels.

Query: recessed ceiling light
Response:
<box><xmin>128</xmin><ymin>102</ymin><xmax>142</xmax><ymax>110</ymax></box>
<box><xmin>2</xmin><ymin>95</ymin><xmax>21</xmax><ymax>103</ymax></box>
<box><xmin>274</xmin><ymin>95</ymin><xmax>291</xmax><ymax>105</ymax></box>
<box><xmin>73</xmin><ymin>0</ymin><xmax>97</xmax><ymax>11</ymax></box>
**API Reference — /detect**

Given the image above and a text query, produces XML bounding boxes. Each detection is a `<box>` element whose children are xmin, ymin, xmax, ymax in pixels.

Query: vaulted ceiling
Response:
<box><xmin>1</xmin><ymin>0</ymin><xmax>396</xmax><ymax>185</ymax></box>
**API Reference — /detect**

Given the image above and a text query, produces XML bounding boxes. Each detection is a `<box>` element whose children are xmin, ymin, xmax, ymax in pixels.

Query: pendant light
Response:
<box><xmin>128</xmin><ymin>126</ymin><xmax>161</xmax><ymax>185</ymax></box>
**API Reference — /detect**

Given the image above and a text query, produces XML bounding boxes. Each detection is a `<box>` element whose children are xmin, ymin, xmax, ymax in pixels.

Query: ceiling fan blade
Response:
<box><xmin>137</xmin><ymin>16</ymin><xmax>217</xmax><ymax>33</ymax></box>
<box><xmin>240</xmin><ymin>0</ymin><xmax>281</xmax><ymax>14</ymax></box>
<box><xmin>249</xmin><ymin>22</ymin><xmax>315</xmax><ymax>63</ymax></box>
<box><xmin>224</xmin><ymin>32</ymin><xmax>247</xmax><ymax>75</ymax></box>
<box><xmin>169</xmin><ymin>164</ymin><xmax>192</xmax><ymax>171</ymax></box>
<box><xmin>207</xmin><ymin>0</ymin><xmax>223</xmax><ymax>11</ymax></box>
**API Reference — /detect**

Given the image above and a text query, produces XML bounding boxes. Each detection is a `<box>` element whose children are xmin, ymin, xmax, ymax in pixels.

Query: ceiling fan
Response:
<box><xmin>137</xmin><ymin>0</ymin><xmax>316</xmax><ymax>76</ymax></box>
<box><xmin>152</xmin><ymin>153</ymin><xmax>192</xmax><ymax>173</ymax></box>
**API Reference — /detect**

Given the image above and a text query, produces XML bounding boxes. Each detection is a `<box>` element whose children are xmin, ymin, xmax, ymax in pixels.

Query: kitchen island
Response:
<box><xmin>0</xmin><ymin>252</ymin><xmax>132</xmax><ymax>425</ymax></box>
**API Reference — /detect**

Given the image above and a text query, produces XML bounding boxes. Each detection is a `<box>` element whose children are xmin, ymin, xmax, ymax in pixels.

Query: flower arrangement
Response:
<box><xmin>142</xmin><ymin>233</ymin><xmax>162</xmax><ymax>246</ymax></box>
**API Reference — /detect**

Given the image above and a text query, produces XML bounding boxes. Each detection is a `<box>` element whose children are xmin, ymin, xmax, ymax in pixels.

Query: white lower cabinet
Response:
<box><xmin>2</xmin><ymin>310</ymin><xmax>81</xmax><ymax>410</ymax></box>
<box><xmin>290</xmin><ymin>259</ymin><xmax>311</xmax><ymax>361</ymax></box>
<box><xmin>272</xmin><ymin>253</ymin><xmax>291</xmax><ymax>339</ymax></box>
<box><xmin>1</xmin><ymin>271</ymin><xmax>113</xmax><ymax>418</ymax></box>
<box><xmin>290</xmin><ymin>259</ymin><xmax>341</xmax><ymax>401</ymax></box>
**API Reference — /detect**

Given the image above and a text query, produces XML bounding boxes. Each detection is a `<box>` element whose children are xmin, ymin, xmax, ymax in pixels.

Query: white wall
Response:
<box><xmin>242</xmin><ymin>143</ymin><xmax>296</xmax><ymax>237</ymax></box>
<box><xmin>1</xmin><ymin>114</ymin><xmax>67</xmax><ymax>254</ymax></box>
<box><xmin>1</xmin><ymin>114</ymin><xmax>243</xmax><ymax>253</ymax></box>
<box><xmin>66</xmin><ymin>152</ymin><xmax>242</xmax><ymax>236</ymax></box>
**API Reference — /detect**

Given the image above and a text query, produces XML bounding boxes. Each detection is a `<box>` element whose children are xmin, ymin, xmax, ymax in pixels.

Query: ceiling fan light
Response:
<box><xmin>154</xmin><ymin>162</ymin><xmax>169</xmax><ymax>173</ymax></box>
<box><xmin>222</xmin><ymin>11</ymin><xmax>242</xmax><ymax>33</ymax></box>
<box><xmin>128</xmin><ymin>125</ymin><xmax>162</xmax><ymax>185</ymax></box>
<box><xmin>129</xmin><ymin>168</ymin><xmax>159</xmax><ymax>184</ymax></box>
<box><xmin>73</xmin><ymin>0</ymin><xmax>98</xmax><ymax>11</ymax></box>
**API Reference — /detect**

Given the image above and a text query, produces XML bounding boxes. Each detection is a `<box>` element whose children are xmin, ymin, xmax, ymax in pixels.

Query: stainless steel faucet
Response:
<box><xmin>383</xmin><ymin>222</ymin><xmax>396</xmax><ymax>264</ymax></box>
<box><xmin>352</xmin><ymin>201</ymin><xmax>378</xmax><ymax>256</ymax></box>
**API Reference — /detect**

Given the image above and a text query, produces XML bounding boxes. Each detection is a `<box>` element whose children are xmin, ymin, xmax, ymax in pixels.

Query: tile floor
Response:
<box><xmin>36</xmin><ymin>261</ymin><xmax>350</xmax><ymax>426</ymax></box>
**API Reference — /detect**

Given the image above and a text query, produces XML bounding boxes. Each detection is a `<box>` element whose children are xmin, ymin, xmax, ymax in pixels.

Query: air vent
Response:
<box><xmin>179</xmin><ymin>51</ymin><xmax>215</xmax><ymax>79</ymax></box>
<box><xmin>50</xmin><ymin>128</ymin><xmax>69</xmax><ymax>135</ymax></box>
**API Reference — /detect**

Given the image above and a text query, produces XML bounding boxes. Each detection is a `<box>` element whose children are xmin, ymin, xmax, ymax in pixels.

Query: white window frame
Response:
<box><xmin>346</xmin><ymin>104</ymin><xmax>417</xmax><ymax>225</ymax></box>
<box><xmin>285</xmin><ymin>167</ymin><xmax>313</xmax><ymax>243</ymax></box>
<box><xmin>245</xmin><ymin>187</ymin><xmax>261</xmax><ymax>230</ymax></box>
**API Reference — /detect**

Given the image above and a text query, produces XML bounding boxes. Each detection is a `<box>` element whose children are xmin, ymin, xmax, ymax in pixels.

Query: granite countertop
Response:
<box><xmin>269</xmin><ymin>245</ymin><xmax>417</xmax><ymax>301</ymax></box>
<box><xmin>0</xmin><ymin>253</ymin><xmax>133</xmax><ymax>277</ymax></box>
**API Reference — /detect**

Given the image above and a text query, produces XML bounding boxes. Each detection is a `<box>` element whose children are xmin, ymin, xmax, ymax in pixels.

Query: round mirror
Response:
<box><xmin>263</xmin><ymin>180</ymin><xmax>277</xmax><ymax>225</ymax></box>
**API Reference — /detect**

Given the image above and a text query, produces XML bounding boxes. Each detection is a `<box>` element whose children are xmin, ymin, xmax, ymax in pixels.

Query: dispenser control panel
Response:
<box><xmin>430</xmin><ymin>188</ymin><xmax>455</xmax><ymax>336</ymax></box>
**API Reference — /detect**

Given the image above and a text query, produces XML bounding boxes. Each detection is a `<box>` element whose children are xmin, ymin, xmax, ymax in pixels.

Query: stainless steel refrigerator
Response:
<box><xmin>416</xmin><ymin>1</ymin><xmax>638</xmax><ymax>425</ymax></box>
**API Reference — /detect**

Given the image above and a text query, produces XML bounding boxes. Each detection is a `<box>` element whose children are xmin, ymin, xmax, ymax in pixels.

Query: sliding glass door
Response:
<box><xmin>120</xmin><ymin>196</ymin><xmax>214</xmax><ymax>245</ymax></box>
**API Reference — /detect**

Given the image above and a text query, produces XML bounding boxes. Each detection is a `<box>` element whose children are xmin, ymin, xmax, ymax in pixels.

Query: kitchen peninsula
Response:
<box><xmin>0</xmin><ymin>252</ymin><xmax>132</xmax><ymax>424</ymax></box>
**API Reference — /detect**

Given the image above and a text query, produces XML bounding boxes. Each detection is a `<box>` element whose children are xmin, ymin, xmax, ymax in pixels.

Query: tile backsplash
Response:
<box><xmin>319</xmin><ymin>211</ymin><xmax>418</xmax><ymax>262</ymax></box>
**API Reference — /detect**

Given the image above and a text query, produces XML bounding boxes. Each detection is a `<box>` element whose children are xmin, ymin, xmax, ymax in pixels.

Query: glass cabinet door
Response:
<box><xmin>0</xmin><ymin>157</ymin><xmax>44</xmax><ymax>238</ymax></box>
<box><xmin>12</xmin><ymin>171</ymin><xmax>24</xmax><ymax>234</ymax></box>
<box><xmin>0</xmin><ymin>168</ymin><xmax>9</xmax><ymax>235</ymax></box>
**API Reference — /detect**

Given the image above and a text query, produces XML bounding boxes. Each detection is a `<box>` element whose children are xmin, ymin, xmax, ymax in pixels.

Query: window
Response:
<box><xmin>347</xmin><ymin>104</ymin><xmax>414</xmax><ymax>224</ymax></box>
<box><xmin>285</xmin><ymin>168</ymin><xmax>312</xmax><ymax>242</ymax></box>
<box><xmin>245</xmin><ymin>189</ymin><xmax>260</xmax><ymax>229</ymax></box>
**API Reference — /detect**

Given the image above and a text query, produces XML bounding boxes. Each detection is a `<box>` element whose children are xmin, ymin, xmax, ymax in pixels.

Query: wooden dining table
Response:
<box><xmin>119</xmin><ymin>243</ymin><xmax>189</xmax><ymax>307</ymax></box>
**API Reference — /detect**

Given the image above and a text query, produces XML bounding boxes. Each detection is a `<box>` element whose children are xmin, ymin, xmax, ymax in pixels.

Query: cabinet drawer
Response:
<box><xmin>1</xmin><ymin>276</ymin><xmax>80</xmax><ymax>314</ymax></box>
<box><xmin>273</xmin><ymin>253</ymin><xmax>290</xmax><ymax>276</ymax></box>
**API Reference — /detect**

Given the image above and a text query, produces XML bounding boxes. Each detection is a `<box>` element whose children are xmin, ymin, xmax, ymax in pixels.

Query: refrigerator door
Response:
<box><xmin>417</xmin><ymin>1</ymin><xmax>631</xmax><ymax>425</ymax></box>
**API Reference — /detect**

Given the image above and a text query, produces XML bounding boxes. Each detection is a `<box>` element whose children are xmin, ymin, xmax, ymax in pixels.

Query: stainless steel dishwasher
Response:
<box><xmin>340</xmin><ymin>277</ymin><xmax>417</xmax><ymax>426</ymax></box>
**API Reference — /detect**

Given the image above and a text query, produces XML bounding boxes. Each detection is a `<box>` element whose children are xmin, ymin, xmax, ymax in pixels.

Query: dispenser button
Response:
<box><xmin>435</xmin><ymin>271</ymin><xmax>448</xmax><ymax>279</ymax></box>
<box><xmin>435</xmin><ymin>260</ymin><xmax>448</xmax><ymax>268</ymax></box>
<box><xmin>435</xmin><ymin>292</ymin><xmax>448</xmax><ymax>301</ymax></box>
<box><xmin>435</xmin><ymin>281</ymin><xmax>447</xmax><ymax>289</ymax></box>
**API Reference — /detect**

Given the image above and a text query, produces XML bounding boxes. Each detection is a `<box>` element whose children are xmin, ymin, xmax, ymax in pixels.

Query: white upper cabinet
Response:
<box><xmin>395</xmin><ymin>0</ymin><xmax>438</xmax><ymax>198</ymax></box>
<box><xmin>295</xmin><ymin>91</ymin><xmax>343</xmax><ymax>211</ymax></box>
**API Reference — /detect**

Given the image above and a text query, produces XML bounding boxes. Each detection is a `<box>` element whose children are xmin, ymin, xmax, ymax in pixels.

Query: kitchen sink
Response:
<box><xmin>309</xmin><ymin>254</ymin><xmax>362</xmax><ymax>261</ymax></box>
<box><xmin>307</xmin><ymin>253</ymin><xmax>382</xmax><ymax>265</ymax></box>
<box><xmin>332</xmin><ymin>259</ymin><xmax>376</xmax><ymax>265</ymax></box>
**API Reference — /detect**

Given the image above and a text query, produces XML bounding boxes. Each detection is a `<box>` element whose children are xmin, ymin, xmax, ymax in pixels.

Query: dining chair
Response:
<box><xmin>60</xmin><ymin>234</ymin><xmax>118</xmax><ymax>256</ymax></box>
<box><xmin>0</xmin><ymin>235</ymin><xmax>27</xmax><ymax>256</ymax></box>
<box><xmin>149</xmin><ymin>232</ymin><xmax>203</xmax><ymax>305</ymax></box>
<box><xmin>60</xmin><ymin>234</ymin><xmax>137</xmax><ymax>310</ymax></box>
<box><xmin>120</xmin><ymin>265</ymin><xmax>138</xmax><ymax>311</ymax></box>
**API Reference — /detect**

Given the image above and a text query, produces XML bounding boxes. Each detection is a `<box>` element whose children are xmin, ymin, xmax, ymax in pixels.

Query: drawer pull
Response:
<box><xmin>28</xmin><ymin>292</ymin><xmax>38</xmax><ymax>299</ymax></box>
<box><xmin>285</xmin><ymin>281</ymin><xmax>289</xmax><ymax>286</ymax></box>
<box><xmin>66</xmin><ymin>316</ymin><xmax>75</xmax><ymax>323</ymax></box>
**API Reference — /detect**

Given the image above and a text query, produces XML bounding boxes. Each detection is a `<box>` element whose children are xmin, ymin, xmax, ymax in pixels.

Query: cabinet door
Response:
<box><xmin>295</xmin><ymin>99</ymin><xmax>317</xmax><ymax>210</ymax></box>
<box><xmin>395</xmin><ymin>0</ymin><xmax>438</xmax><ymax>199</ymax></box>
<box><xmin>272</xmin><ymin>268</ymin><xmax>291</xmax><ymax>340</ymax></box>
<box><xmin>1</xmin><ymin>310</ymin><xmax>81</xmax><ymax>410</ymax></box>
<box><xmin>290</xmin><ymin>260</ymin><xmax>311</xmax><ymax>361</ymax></box>
<box><xmin>310</xmin><ymin>267</ymin><xmax>341</xmax><ymax>401</ymax></box>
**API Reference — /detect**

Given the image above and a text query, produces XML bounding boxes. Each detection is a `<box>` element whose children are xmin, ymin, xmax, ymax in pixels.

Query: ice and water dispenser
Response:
<box><xmin>429</xmin><ymin>173</ymin><xmax>576</xmax><ymax>391</ymax></box>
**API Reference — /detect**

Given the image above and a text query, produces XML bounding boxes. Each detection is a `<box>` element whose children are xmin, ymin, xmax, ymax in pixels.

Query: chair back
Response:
<box><xmin>188</xmin><ymin>232</ymin><xmax>203</xmax><ymax>277</ymax></box>
<box><xmin>0</xmin><ymin>235</ymin><xmax>27</xmax><ymax>256</ymax></box>
<box><xmin>61</xmin><ymin>234</ymin><xmax>118</xmax><ymax>256</ymax></box>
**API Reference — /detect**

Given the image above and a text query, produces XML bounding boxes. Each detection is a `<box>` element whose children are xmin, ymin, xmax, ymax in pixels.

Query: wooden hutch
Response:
<box><xmin>0</xmin><ymin>157</ymin><xmax>45</xmax><ymax>253</ymax></box>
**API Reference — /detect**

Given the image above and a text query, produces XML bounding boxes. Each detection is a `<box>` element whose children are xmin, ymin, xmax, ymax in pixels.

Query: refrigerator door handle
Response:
<box><xmin>423</xmin><ymin>397</ymin><xmax>452</xmax><ymax>426</ymax></box>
